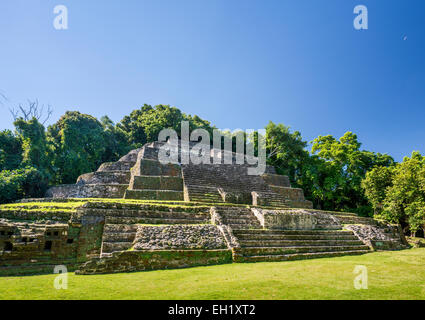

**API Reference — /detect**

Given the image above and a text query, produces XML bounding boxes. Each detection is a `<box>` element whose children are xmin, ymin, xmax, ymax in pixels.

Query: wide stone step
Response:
<box><xmin>102</xmin><ymin>232</ymin><xmax>136</xmax><ymax>242</ymax></box>
<box><xmin>102</xmin><ymin>241</ymin><xmax>133</xmax><ymax>253</ymax></box>
<box><xmin>226</xmin><ymin>224</ymin><xmax>263</xmax><ymax>230</ymax></box>
<box><xmin>97</xmin><ymin>161</ymin><xmax>135</xmax><ymax>172</ymax></box>
<box><xmin>189</xmin><ymin>194</ymin><xmax>223</xmax><ymax>200</ymax></box>
<box><xmin>103</xmin><ymin>224</ymin><xmax>139</xmax><ymax>233</ymax></box>
<box><xmin>124</xmin><ymin>189</ymin><xmax>184</xmax><ymax>201</ymax></box>
<box><xmin>103</xmin><ymin>209</ymin><xmax>210</xmax><ymax>220</ymax></box>
<box><xmin>77</xmin><ymin>171</ymin><xmax>131</xmax><ymax>185</ymax></box>
<box><xmin>218</xmin><ymin>207</ymin><xmax>254</xmax><ymax>211</ymax></box>
<box><xmin>325</xmin><ymin>212</ymin><xmax>359</xmax><ymax>217</ymax></box>
<box><xmin>131</xmin><ymin>175</ymin><xmax>183</xmax><ymax>191</ymax></box>
<box><xmin>106</xmin><ymin>216</ymin><xmax>207</xmax><ymax>225</ymax></box>
<box><xmin>221</xmin><ymin>218</ymin><xmax>261</xmax><ymax>225</ymax></box>
<box><xmin>233</xmin><ymin>250</ymin><xmax>370</xmax><ymax>263</ymax></box>
<box><xmin>236</xmin><ymin>245</ymin><xmax>370</xmax><ymax>256</ymax></box>
<box><xmin>235</xmin><ymin>233</ymin><xmax>359</xmax><ymax>241</ymax></box>
<box><xmin>232</xmin><ymin>229</ymin><xmax>354</xmax><ymax>236</ymax></box>
<box><xmin>239</xmin><ymin>239</ymin><xmax>364</xmax><ymax>247</ymax></box>
<box><xmin>335</xmin><ymin>216</ymin><xmax>377</xmax><ymax>225</ymax></box>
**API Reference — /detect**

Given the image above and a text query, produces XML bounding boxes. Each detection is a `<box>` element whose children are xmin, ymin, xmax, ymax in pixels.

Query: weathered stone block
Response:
<box><xmin>130</xmin><ymin>176</ymin><xmax>183</xmax><ymax>191</ymax></box>
<box><xmin>133</xmin><ymin>225</ymin><xmax>227</xmax><ymax>250</ymax></box>
<box><xmin>261</xmin><ymin>174</ymin><xmax>291</xmax><ymax>187</ymax></box>
<box><xmin>269</xmin><ymin>186</ymin><xmax>305</xmax><ymax>201</ymax></box>
<box><xmin>76</xmin><ymin>249</ymin><xmax>232</xmax><ymax>275</ymax></box>
<box><xmin>252</xmin><ymin>209</ymin><xmax>341</xmax><ymax>230</ymax></box>
<box><xmin>133</xmin><ymin>159</ymin><xmax>181</xmax><ymax>177</ymax></box>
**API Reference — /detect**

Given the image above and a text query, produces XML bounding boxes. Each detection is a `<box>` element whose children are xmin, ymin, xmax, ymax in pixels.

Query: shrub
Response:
<box><xmin>0</xmin><ymin>167</ymin><xmax>48</xmax><ymax>204</ymax></box>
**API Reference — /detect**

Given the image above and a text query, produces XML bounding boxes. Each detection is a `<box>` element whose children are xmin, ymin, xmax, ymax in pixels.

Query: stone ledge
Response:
<box><xmin>130</xmin><ymin>176</ymin><xmax>183</xmax><ymax>191</ymax></box>
<box><xmin>124</xmin><ymin>189</ymin><xmax>184</xmax><ymax>201</ymax></box>
<box><xmin>76</xmin><ymin>249</ymin><xmax>232</xmax><ymax>275</ymax></box>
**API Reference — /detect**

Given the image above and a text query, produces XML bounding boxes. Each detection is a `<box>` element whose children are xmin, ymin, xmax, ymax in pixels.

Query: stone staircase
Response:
<box><xmin>211</xmin><ymin>206</ymin><xmax>371</xmax><ymax>262</ymax></box>
<box><xmin>329</xmin><ymin>211</ymin><xmax>378</xmax><ymax>225</ymax></box>
<box><xmin>214</xmin><ymin>207</ymin><xmax>262</xmax><ymax>229</ymax></box>
<box><xmin>232</xmin><ymin>229</ymin><xmax>370</xmax><ymax>262</ymax></box>
<box><xmin>183</xmin><ymin>185</ymin><xmax>224</xmax><ymax>203</ymax></box>
<box><xmin>101</xmin><ymin>224</ymin><xmax>139</xmax><ymax>254</ymax></box>
<box><xmin>182</xmin><ymin>163</ymin><xmax>291</xmax><ymax>207</ymax></box>
<box><xmin>261</xmin><ymin>173</ymin><xmax>313</xmax><ymax>209</ymax></box>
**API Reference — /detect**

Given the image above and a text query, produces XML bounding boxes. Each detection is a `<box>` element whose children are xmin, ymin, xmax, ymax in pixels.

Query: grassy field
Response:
<box><xmin>1</xmin><ymin>248</ymin><xmax>425</xmax><ymax>300</ymax></box>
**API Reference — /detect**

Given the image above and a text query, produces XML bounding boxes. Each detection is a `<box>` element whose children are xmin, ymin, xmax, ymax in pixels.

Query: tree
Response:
<box><xmin>0</xmin><ymin>130</ymin><xmax>22</xmax><ymax>171</ymax></box>
<box><xmin>117</xmin><ymin>104</ymin><xmax>215</xmax><ymax>146</ymax></box>
<box><xmin>381</xmin><ymin>152</ymin><xmax>425</xmax><ymax>235</ymax></box>
<box><xmin>362</xmin><ymin>166</ymin><xmax>394</xmax><ymax>214</ymax></box>
<box><xmin>100</xmin><ymin>116</ymin><xmax>133</xmax><ymax>163</ymax></box>
<box><xmin>311</xmin><ymin>132</ymin><xmax>394</xmax><ymax>214</ymax></box>
<box><xmin>14</xmin><ymin>117</ymin><xmax>50</xmax><ymax>172</ymax></box>
<box><xmin>9</xmin><ymin>100</ymin><xmax>53</xmax><ymax>125</ymax></box>
<box><xmin>0</xmin><ymin>167</ymin><xmax>48</xmax><ymax>204</ymax></box>
<box><xmin>265</xmin><ymin>121</ymin><xmax>309</xmax><ymax>183</ymax></box>
<box><xmin>47</xmin><ymin>111</ymin><xmax>108</xmax><ymax>184</ymax></box>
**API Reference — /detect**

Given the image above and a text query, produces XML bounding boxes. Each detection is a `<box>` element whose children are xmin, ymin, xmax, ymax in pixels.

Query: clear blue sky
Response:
<box><xmin>0</xmin><ymin>0</ymin><xmax>424</xmax><ymax>161</ymax></box>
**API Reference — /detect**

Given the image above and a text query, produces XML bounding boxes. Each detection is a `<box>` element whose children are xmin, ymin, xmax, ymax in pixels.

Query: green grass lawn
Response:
<box><xmin>2</xmin><ymin>248</ymin><xmax>425</xmax><ymax>300</ymax></box>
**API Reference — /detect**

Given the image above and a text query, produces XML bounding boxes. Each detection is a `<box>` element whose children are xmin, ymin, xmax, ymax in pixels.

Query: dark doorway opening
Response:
<box><xmin>4</xmin><ymin>242</ymin><xmax>13</xmax><ymax>251</ymax></box>
<box><xmin>44</xmin><ymin>240</ymin><xmax>52</xmax><ymax>251</ymax></box>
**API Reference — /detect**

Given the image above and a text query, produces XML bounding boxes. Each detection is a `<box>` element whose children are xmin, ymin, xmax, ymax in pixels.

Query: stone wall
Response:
<box><xmin>45</xmin><ymin>184</ymin><xmax>128</xmax><ymax>199</ymax></box>
<box><xmin>346</xmin><ymin>224</ymin><xmax>409</xmax><ymax>250</ymax></box>
<box><xmin>133</xmin><ymin>225</ymin><xmax>227</xmax><ymax>250</ymax></box>
<box><xmin>252</xmin><ymin>208</ymin><xmax>341</xmax><ymax>230</ymax></box>
<box><xmin>77</xmin><ymin>172</ymin><xmax>131</xmax><ymax>185</ymax></box>
<box><xmin>76</xmin><ymin>249</ymin><xmax>232</xmax><ymax>275</ymax></box>
<box><xmin>130</xmin><ymin>176</ymin><xmax>183</xmax><ymax>191</ymax></box>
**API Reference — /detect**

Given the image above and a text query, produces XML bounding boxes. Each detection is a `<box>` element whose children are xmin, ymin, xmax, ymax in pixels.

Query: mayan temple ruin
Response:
<box><xmin>0</xmin><ymin>141</ymin><xmax>408</xmax><ymax>275</ymax></box>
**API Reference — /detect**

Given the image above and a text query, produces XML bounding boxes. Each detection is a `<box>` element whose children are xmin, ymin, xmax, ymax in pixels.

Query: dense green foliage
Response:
<box><xmin>362</xmin><ymin>166</ymin><xmax>394</xmax><ymax>214</ymax></box>
<box><xmin>264</xmin><ymin>126</ymin><xmax>394</xmax><ymax>215</ymax></box>
<box><xmin>362</xmin><ymin>152</ymin><xmax>425</xmax><ymax>235</ymax></box>
<box><xmin>14</xmin><ymin>118</ymin><xmax>50</xmax><ymax>172</ymax></box>
<box><xmin>48</xmin><ymin>111</ymin><xmax>113</xmax><ymax>184</ymax></box>
<box><xmin>0</xmin><ymin>167</ymin><xmax>47</xmax><ymax>204</ymax></box>
<box><xmin>117</xmin><ymin>104</ymin><xmax>214</xmax><ymax>146</ymax></box>
<box><xmin>0</xmin><ymin>130</ymin><xmax>22</xmax><ymax>171</ymax></box>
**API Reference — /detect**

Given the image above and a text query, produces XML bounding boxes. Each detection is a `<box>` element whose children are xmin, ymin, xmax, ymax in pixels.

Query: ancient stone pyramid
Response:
<box><xmin>0</xmin><ymin>141</ymin><xmax>408</xmax><ymax>276</ymax></box>
<box><xmin>46</xmin><ymin>141</ymin><xmax>314</xmax><ymax>209</ymax></box>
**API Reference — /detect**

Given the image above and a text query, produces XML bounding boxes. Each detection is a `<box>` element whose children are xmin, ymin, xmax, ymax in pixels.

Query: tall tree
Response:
<box><xmin>0</xmin><ymin>130</ymin><xmax>22</xmax><ymax>171</ymax></box>
<box><xmin>47</xmin><ymin>111</ymin><xmax>107</xmax><ymax>184</ymax></box>
<box><xmin>265</xmin><ymin>121</ymin><xmax>309</xmax><ymax>183</ymax></box>
<box><xmin>311</xmin><ymin>132</ymin><xmax>394</xmax><ymax>214</ymax></box>
<box><xmin>14</xmin><ymin>117</ymin><xmax>50</xmax><ymax>171</ymax></box>
<box><xmin>362</xmin><ymin>166</ymin><xmax>394</xmax><ymax>214</ymax></box>
<box><xmin>117</xmin><ymin>104</ymin><xmax>215</xmax><ymax>145</ymax></box>
<box><xmin>381</xmin><ymin>152</ymin><xmax>425</xmax><ymax>235</ymax></box>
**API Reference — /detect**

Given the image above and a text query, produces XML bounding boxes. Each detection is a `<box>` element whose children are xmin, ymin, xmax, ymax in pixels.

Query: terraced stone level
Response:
<box><xmin>100</xmin><ymin>205</ymin><xmax>211</xmax><ymax>254</ymax></box>
<box><xmin>101</xmin><ymin>224</ymin><xmax>138</xmax><ymax>254</ymax></box>
<box><xmin>232</xmin><ymin>229</ymin><xmax>370</xmax><ymax>262</ymax></box>
<box><xmin>214</xmin><ymin>207</ymin><xmax>262</xmax><ymax>229</ymax></box>
<box><xmin>124</xmin><ymin>189</ymin><xmax>184</xmax><ymax>201</ymax></box>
